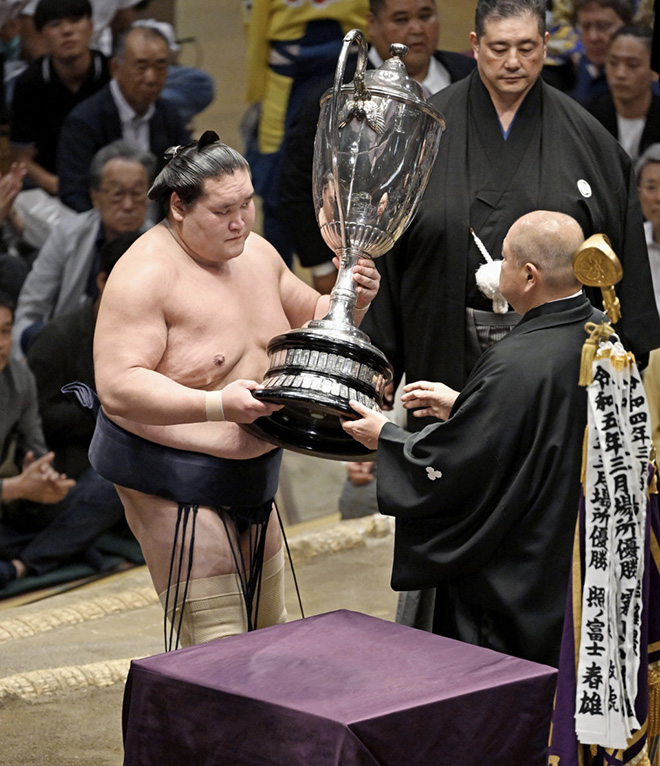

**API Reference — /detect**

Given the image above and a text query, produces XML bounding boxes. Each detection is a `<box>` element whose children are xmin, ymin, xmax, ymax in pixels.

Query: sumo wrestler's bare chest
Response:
<box><xmin>155</xmin><ymin>271</ymin><xmax>291</xmax><ymax>389</ymax></box>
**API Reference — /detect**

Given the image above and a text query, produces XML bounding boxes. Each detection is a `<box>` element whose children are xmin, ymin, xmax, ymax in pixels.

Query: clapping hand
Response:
<box><xmin>18</xmin><ymin>451</ymin><xmax>75</xmax><ymax>503</ymax></box>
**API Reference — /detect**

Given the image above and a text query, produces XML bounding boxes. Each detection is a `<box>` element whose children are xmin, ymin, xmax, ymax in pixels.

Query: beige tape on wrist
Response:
<box><xmin>355</xmin><ymin>301</ymin><xmax>372</xmax><ymax>313</ymax></box>
<box><xmin>205</xmin><ymin>390</ymin><xmax>225</xmax><ymax>422</ymax></box>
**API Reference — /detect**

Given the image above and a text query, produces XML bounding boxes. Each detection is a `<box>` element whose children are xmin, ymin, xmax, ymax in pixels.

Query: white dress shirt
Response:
<box><xmin>109</xmin><ymin>78</ymin><xmax>154</xmax><ymax>152</ymax></box>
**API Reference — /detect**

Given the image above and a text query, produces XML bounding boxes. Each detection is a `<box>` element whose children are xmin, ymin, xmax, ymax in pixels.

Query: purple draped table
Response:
<box><xmin>122</xmin><ymin>609</ymin><xmax>558</xmax><ymax>765</ymax></box>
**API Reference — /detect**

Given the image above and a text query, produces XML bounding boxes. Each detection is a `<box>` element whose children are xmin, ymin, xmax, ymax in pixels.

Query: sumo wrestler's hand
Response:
<box><xmin>401</xmin><ymin>380</ymin><xmax>459</xmax><ymax>421</ymax></box>
<box><xmin>341</xmin><ymin>400</ymin><xmax>389</xmax><ymax>450</ymax></box>
<box><xmin>218</xmin><ymin>379</ymin><xmax>283</xmax><ymax>423</ymax></box>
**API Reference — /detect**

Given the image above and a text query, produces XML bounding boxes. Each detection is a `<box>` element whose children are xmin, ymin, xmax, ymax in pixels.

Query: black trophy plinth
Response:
<box><xmin>242</xmin><ymin>327</ymin><xmax>392</xmax><ymax>460</ymax></box>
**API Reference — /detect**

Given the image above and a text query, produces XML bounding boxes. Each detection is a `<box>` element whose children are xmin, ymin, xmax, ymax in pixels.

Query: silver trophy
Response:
<box><xmin>245</xmin><ymin>29</ymin><xmax>445</xmax><ymax>459</ymax></box>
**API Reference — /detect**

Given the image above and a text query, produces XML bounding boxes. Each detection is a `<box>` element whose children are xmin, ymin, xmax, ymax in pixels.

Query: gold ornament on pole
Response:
<box><xmin>573</xmin><ymin>233</ymin><xmax>626</xmax><ymax>386</ymax></box>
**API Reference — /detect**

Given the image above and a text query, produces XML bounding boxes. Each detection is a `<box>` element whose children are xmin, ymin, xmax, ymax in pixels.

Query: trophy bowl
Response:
<box><xmin>244</xmin><ymin>29</ymin><xmax>445</xmax><ymax>460</ymax></box>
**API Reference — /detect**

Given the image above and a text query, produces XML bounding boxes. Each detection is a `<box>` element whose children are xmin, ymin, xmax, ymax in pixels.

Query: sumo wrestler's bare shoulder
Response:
<box><xmin>106</xmin><ymin>224</ymin><xmax>182</xmax><ymax>297</ymax></box>
<box><xmin>240</xmin><ymin>231</ymin><xmax>320</xmax><ymax>316</ymax></box>
<box><xmin>240</xmin><ymin>231</ymin><xmax>287</xmax><ymax>270</ymax></box>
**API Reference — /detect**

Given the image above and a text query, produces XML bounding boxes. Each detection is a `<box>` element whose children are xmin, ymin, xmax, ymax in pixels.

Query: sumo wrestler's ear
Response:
<box><xmin>170</xmin><ymin>191</ymin><xmax>186</xmax><ymax>222</ymax></box>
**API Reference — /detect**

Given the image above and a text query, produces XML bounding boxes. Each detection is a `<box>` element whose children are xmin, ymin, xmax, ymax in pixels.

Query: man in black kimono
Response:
<box><xmin>343</xmin><ymin>210</ymin><xmax>603</xmax><ymax>667</ymax></box>
<box><xmin>362</xmin><ymin>0</ymin><xmax>660</xmax><ymax>416</ymax></box>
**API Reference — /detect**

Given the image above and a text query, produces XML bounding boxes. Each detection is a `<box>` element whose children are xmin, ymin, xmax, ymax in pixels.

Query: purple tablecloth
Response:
<box><xmin>123</xmin><ymin>609</ymin><xmax>557</xmax><ymax>765</ymax></box>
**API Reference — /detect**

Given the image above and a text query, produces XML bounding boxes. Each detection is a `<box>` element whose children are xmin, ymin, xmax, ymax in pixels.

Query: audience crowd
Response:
<box><xmin>1</xmin><ymin>0</ymin><xmax>660</xmax><ymax>602</ymax></box>
<box><xmin>0</xmin><ymin>0</ymin><xmax>212</xmax><ymax>590</ymax></box>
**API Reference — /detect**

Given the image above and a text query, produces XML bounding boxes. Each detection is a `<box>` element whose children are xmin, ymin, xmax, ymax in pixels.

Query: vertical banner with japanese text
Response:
<box><xmin>575</xmin><ymin>347</ymin><xmax>651</xmax><ymax>749</ymax></box>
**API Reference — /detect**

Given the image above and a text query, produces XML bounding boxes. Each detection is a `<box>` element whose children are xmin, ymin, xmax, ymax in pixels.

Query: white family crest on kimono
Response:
<box><xmin>426</xmin><ymin>466</ymin><xmax>442</xmax><ymax>481</ymax></box>
<box><xmin>577</xmin><ymin>179</ymin><xmax>592</xmax><ymax>199</ymax></box>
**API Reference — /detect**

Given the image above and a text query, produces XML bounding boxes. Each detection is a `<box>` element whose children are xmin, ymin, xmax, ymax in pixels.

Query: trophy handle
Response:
<box><xmin>329</xmin><ymin>28</ymin><xmax>369</xmax><ymax>254</ymax></box>
<box><xmin>313</xmin><ymin>28</ymin><xmax>371</xmax><ymax>334</ymax></box>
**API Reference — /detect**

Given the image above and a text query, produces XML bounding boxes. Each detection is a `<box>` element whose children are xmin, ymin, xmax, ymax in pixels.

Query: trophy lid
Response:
<box><xmin>364</xmin><ymin>43</ymin><xmax>425</xmax><ymax>101</ymax></box>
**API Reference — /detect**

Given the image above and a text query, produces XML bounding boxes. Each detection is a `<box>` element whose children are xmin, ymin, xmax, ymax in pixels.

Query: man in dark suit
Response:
<box><xmin>278</xmin><ymin>0</ymin><xmax>476</xmax><ymax>293</ymax></box>
<box><xmin>588</xmin><ymin>24</ymin><xmax>660</xmax><ymax>161</ymax></box>
<box><xmin>56</xmin><ymin>24</ymin><xmax>190</xmax><ymax>212</ymax></box>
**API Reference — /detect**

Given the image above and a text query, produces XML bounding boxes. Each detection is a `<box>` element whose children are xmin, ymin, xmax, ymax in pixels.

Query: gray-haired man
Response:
<box><xmin>14</xmin><ymin>140</ymin><xmax>155</xmax><ymax>352</ymax></box>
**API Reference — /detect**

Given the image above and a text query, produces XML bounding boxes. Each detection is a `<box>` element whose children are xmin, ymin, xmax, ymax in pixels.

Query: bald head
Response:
<box><xmin>500</xmin><ymin>211</ymin><xmax>584</xmax><ymax>313</ymax></box>
<box><xmin>508</xmin><ymin>211</ymin><xmax>584</xmax><ymax>286</ymax></box>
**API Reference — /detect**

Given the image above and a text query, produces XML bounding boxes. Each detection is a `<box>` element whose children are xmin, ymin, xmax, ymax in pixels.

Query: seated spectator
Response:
<box><xmin>0</xmin><ymin>284</ymin><xmax>130</xmax><ymax>589</ymax></box>
<box><xmin>338</xmin><ymin>461</ymin><xmax>379</xmax><ymax>519</ymax></box>
<box><xmin>572</xmin><ymin>0</ymin><xmax>633</xmax><ymax>105</ymax></box>
<box><xmin>132</xmin><ymin>18</ymin><xmax>215</xmax><ymax>126</ymax></box>
<box><xmin>18</xmin><ymin>0</ymin><xmax>141</xmax><ymax>63</ymax></box>
<box><xmin>10</xmin><ymin>0</ymin><xmax>110</xmax><ymax>197</ymax></box>
<box><xmin>588</xmin><ymin>24</ymin><xmax>660</xmax><ymax>160</ymax></box>
<box><xmin>13</xmin><ymin>140</ymin><xmax>155</xmax><ymax>352</ymax></box>
<box><xmin>57</xmin><ymin>24</ymin><xmax>190</xmax><ymax>212</ymax></box>
<box><xmin>17</xmin><ymin>1</ymin><xmax>214</xmax><ymax>127</ymax></box>
<box><xmin>0</xmin><ymin>289</ymin><xmax>73</xmax><ymax>586</ymax></box>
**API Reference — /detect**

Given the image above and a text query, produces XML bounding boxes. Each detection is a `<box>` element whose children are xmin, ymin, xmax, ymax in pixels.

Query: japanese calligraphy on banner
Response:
<box><xmin>576</xmin><ymin>343</ymin><xmax>651</xmax><ymax>749</ymax></box>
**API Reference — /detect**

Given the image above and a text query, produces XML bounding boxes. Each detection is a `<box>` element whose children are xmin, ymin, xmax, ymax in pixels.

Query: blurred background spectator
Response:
<box><xmin>572</xmin><ymin>0</ymin><xmax>633</xmax><ymax>104</ymax></box>
<box><xmin>242</xmin><ymin>0</ymin><xmax>368</xmax><ymax>268</ymax></box>
<box><xmin>10</xmin><ymin>0</ymin><xmax>110</xmax><ymax>197</ymax></box>
<box><xmin>13</xmin><ymin>140</ymin><xmax>154</xmax><ymax>352</ymax></box>
<box><xmin>56</xmin><ymin>24</ymin><xmax>188</xmax><ymax>211</ymax></box>
<box><xmin>587</xmin><ymin>24</ymin><xmax>660</xmax><ymax>160</ymax></box>
<box><xmin>18</xmin><ymin>0</ymin><xmax>142</xmax><ymax>62</ymax></box>
<box><xmin>132</xmin><ymin>17</ymin><xmax>214</xmax><ymax>126</ymax></box>
<box><xmin>636</xmin><ymin>143</ymin><xmax>660</xmax><ymax>314</ymax></box>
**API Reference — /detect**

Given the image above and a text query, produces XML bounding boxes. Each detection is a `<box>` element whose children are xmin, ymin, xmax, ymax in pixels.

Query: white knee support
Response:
<box><xmin>159</xmin><ymin>572</ymin><xmax>248</xmax><ymax>647</ymax></box>
<box><xmin>159</xmin><ymin>546</ymin><xmax>288</xmax><ymax>646</ymax></box>
<box><xmin>255</xmin><ymin>545</ymin><xmax>288</xmax><ymax>629</ymax></box>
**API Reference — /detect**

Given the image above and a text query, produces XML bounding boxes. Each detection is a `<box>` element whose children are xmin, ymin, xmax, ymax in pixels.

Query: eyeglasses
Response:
<box><xmin>99</xmin><ymin>186</ymin><xmax>148</xmax><ymax>204</ymax></box>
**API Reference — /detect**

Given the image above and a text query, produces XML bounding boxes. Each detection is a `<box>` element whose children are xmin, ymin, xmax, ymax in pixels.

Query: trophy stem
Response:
<box><xmin>313</xmin><ymin>247</ymin><xmax>371</xmax><ymax>332</ymax></box>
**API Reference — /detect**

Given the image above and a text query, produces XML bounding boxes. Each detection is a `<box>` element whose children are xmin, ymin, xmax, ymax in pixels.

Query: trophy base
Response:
<box><xmin>241</xmin><ymin>327</ymin><xmax>392</xmax><ymax>461</ymax></box>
